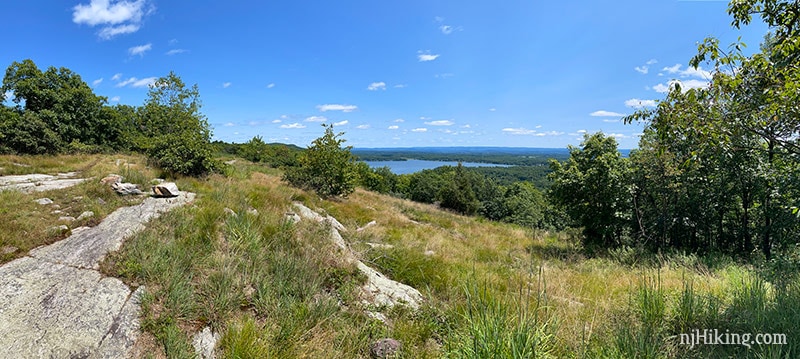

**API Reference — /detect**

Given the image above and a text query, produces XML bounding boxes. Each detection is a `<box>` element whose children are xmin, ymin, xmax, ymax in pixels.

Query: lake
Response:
<box><xmin>365</xmin><ymin>159</ymin><xmax>510</xmax><ymax>175</ymax></box>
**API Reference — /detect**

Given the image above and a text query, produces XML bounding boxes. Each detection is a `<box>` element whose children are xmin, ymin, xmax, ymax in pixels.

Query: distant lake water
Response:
<box><xmin>365</xmin><ymin>159</ymin><xmax>510</xmax><ymax>175</ymax></box>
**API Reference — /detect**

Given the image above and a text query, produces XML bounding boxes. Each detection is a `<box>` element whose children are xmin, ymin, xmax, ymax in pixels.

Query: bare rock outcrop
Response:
<box><xmin>291</xmin><ymin>202</ymin><xmax>423</xmax><ymax>310</ymax></box>
<box><xmin>0</xmin><ymin>173</ymin><xmax>86</xmax><ymax>193</ymax></box>
<box><xmin>0</xmin><ymin>191</ymin><xmax>195</xmax><ymax>358</ymax></box>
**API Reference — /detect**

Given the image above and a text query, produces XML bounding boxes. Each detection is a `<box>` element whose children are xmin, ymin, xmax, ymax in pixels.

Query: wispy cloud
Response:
<box><xmin>128</xmin><ymin>43</ymin><xmax>151</xmax><ymax>57</ymax></box>
<box><xmin>394</xmin><ymin>118</ymin><xmax>404</xmax><ymax>123</ymax></box>
<box><xmin>434</xmin><ymin>16</ymin><xmax>444</xmax><ymax>22</ymax></box>
<box><xmin>388</xmin><ymin>125</ymin><xmax>399</xmax><ymax>130</ymax></box>
<box><xmin>440</xmin><ymin>25</ymin><xmax>453</xmax><ymax>34</ymax></box>
<box><xmin>393</xmin><ymin>84</ymin><xmax>406</xmax><ymax>88</ymax></box>
<box><xmin>602</xmin><ymin>119</ymin><xmax>620</xmax><ymax>123</ymax></box>
<box><xmin>305</xmin><ymin>116</ymin><xmax>328</xmax><ymax>122</ymax></box>
<box><xmin>111</xmin><ymin>73</ymin><xmax>121</xmax><ymax>81</ymax></box>
<box><xmin>502</xmin><ymin>128</ymin><xmax>564</xmax><ymax>136</ymax></box>
<box><xmin>608</xmin><ymin>133</ymin><xmax>627</xmax><ymax>139</ymax></box>
<box><xmin>417</xmin><ymin>50</ymin><xmax>440</xmax><ymax>62</ymax></box>
<box><xmin>333</xmin><ymin>120</ymin><xmax>349</xmax><ymax>126</ymax></box>
<box><xmin>267</xmin><ymin>83</ymin><xmax>275</xmax><ymax>88</ymax></box>
<box><xmin>116</xmin><ymin>76</ymin><xmax>156</xmax><ymax>88</ymax></box>
<box><xmin>488</xmin><ymin>108</ymin><xmax>496</xmax><ymax>112</ymax></box>
<box><xmin>425</xmin><ymin>120</ymin><xmax>454</xmax><ymax>126</ymax></box>
<box><xmin>662</xmin><ymin>64</ymin><xmax>713</xmax><ymax>79</ymax></box>
<box><xmin>109</xmin><ymin>96</ymin><xmax>120</xmax><ymax>102</ymax></box>
<box><xmin>272</xmin><ymin>119</ymin><xmax>282</xmax><ymax>123</ymax></box>
<box><xmin>72</xmin><ymin>0</ymin><xmax>153</xmax><ymax>40</ymax></box>
<box><xmin>317</xmin><ymin>104</ymin><xmax>357</xmax><ymax>112</ymax></box>
<box><xmin>646</xmin><ymin>59</ymin><xmax>658</xmax><ymax>65</ymax></box>
<box><xmin>222</xmin><ymin>82</ymin><xmax>232</xmax><ymax>89</ymax></box>
<box><xmin>411</xmin><ymin>128</ymin><xmax>428</xmax><ymax>132</ymax></box>
<box><xmin>356</xmin><ymin>124</ymin><xmax>370</xmax><ymax>129</ymax></box>
<box><xmin>590</xmin><ymin>110</ymin><xmax>626</xmax><ymax>117</ymax></box>
<box><xmin>280</xmin><ymin>123</ymin><xmax>306</xmax><ymax>129</ymax></box>
<box><xmin>367</xmin><ymin>82</ymin><xmax>386</xmax><ymax>91</ymax></box>
<box><xmin>634</xmin><ymin>66</ymin><xmax>649</xmax><ymax>74</ymax></box>
<box><xmin>224</xmin><ymin>122</ymin><xmax>235</xmax><ymax>127</ymax></box>
<box><xmin>166</xmin><ymin>49</ymin><xmax>186</xmax><ymax>56</ymax></box>
<box><xmin>625</xmin><ymin>98</ymin><xmax>658</xmax><ymax>108</ymax></box>
<box><xmin>92</xmin><ymin>78</ymin><xmax>103</xmax><ymax>86</ymax></box>
<box><xmin>435</xmin><ymin>73</ymin><xmax>454</xmax><ymax>79</ymax></box>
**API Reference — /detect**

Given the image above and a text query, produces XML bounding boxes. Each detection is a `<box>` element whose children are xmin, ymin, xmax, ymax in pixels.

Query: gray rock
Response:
<box><xmin>0</xmin><ymin>173</ymin><xmax>86</xmax><ymax>193</ymax></box>
<box><xmin>284</xmin><ymin>212</ymin><xmax>301</xmax><ymax>224</ymax></box>
<box><xmin>48</xmin><ymin>225</ymin><xmax>70</xmax><ymax>235</ymax></box>
<box><xmin>152</xmin><ymin>182</ymin><xmax>180</xmax><ymax>197</ymax></box>
<box><xmin>0</xmin><ymin>192</ymin><xmax>194</xmax><ymax>358</ymax></box>
<box><xmin>31</xmin><ymin>192</ymin><xmax>196</xmax><ymax>270</ymax></box>
<box><xmin>112</xmin><ymin>182</ymin><xmax>142</xmax><ymax>196</ymax></box>
<box><xmin>58</xmin><ymin>216</ymin><xmax>76</xmax><ymax>222</ymax></box>
<box><xmin>366</xmin><ymin>242</ymin><xmax>394</xmax><ymax>250</ymax></box>
<box><xmin>370</xmin><ymin>338</ymin><xmax>402</xmax><ymax>359</ymax></box>
<box><xmin>35</xmin><ymin>198</ymin><xmax>53</xmax><ymax>205</ymax></box>
<box><xmin>77</xmin><ymin>211</ymin><xmax>94</xmax><ymax>221</ymax></box>
<box><xmin>192</xmin><ymin>327</ymin><xmax>220</xmax><ymax>359</ymax></box>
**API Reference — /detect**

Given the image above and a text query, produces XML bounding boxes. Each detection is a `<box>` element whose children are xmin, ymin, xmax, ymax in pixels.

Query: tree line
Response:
<box><xmin>0</xmin><ymin>59</ymin><xmax>219</xmax><ymax>176</ymax></box>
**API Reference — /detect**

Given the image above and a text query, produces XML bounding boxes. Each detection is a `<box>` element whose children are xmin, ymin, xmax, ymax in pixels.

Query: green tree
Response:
<box><xmin>284</xmin><ymin>124</ymin><xmax>358</xmax><ymax>197</ymax></box>
<box><xmin>138</xmin><ymin>72</ymin><xmax>220</xmax><ymax>176</ymax></box>
<box><xmin>438</xmin><ymin>163</ymin><xmax>481</xmax><ymax>215</ymax></box>
<box><xmin>549</xmin><ymin>133</ymin><xmax>631</xmax><ymax>248</ymax></box>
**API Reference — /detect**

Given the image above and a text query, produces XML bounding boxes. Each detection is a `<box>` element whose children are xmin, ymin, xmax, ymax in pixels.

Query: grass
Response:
<box><xmin>0</xmin><ymin>154</ymin><xmax>157</xmax><ymax>264</ymax></box>
<box><xmin>4</xmin><ymin>154</ymin><xmax>799</xmax><ymax>358</ymax></box>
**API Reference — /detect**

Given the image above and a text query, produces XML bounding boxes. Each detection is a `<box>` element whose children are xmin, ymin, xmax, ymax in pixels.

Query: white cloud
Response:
<box><xmin>608</xmin><ymin>133</ymin><xmax>627</xmax><ymax>139</ymax></box>
<box><xmin>248</xmin><ymin>121</ymin><xmax>260</xmax><ymax>126</ymax></box>
<box><xmin>166</xmin><ymin>49</ymin><xmax>186</xmax><ymax>55</ymax></box>
<box><xmin>535</xmin><ymin>125</ymin><xmax>542</xmax><ymax>129</ymax></box>
<box><xmin>116</xmin><ymin>76</ymin><xmax>156</xmax><ymax>88</ymax></box>
<box><xmin>652</xmin><ymin>79</ymin><xmax>709</xmax><ymax>93</ymax></box>
<box><xmin>222</xmin><ymin>82</ymin><xmax>232</xmax><ymax>88</ymax></box>
<box><xmin>393</xmin><ymin>84</ymin><xmax>406</xmax><ymax>88</ymax></box>
<box><xmin>440</xmin><ymin>25</ymin><xmax>453</xmax><ymax>34</ymax></box>
<box><xmin>128</xmin><ymin>43</ymin><xmax>151</xmax><ymax>57</ymax></box>
<box><xmin>267</xmin><ymin>83</ymin><xmax>275</xmax><ymax>88</ymax></box>
<box><xmin>72</xmin><ymin>0</ymin><xmax>152</xmax><ymax>39</ymax></box>
<box><xmin>333</xmin><ymin>120</ymin><xmax>349</xmax><ymax>126</ymax></box>
<box><xmin>367</xmin><ymin>82</ymin><xmax>386</xmax><ymax>91</ymax></box>
<box><xmin>425</xmin><ymin>120</ymin><xmax>454</xmax><ymax>126</ymax></box>
<box><xmin>92</xmin><ymin>78</ymin><xmax>103</xmax><ymax>86</ymax></box>
<box><xmin>224</xmin><ymin>122</ymin><xmax>235</xmax><ymax>127</ymax></box>
<box><xmin>489</xmin><ymin>108</ymin><xmax>496</xmax><ymax>112</ymax></box>
<box><xmin>168</xmin><ymin>38</ymin><xmax>178</xmax><ymax>45</ymax></box>
<box><xmin>603</xmin><ymin>119</ymin><xmax>620</xmax><ymax>123</ymax></box>
<box><xmin>646</xmin><ymin>59</ymin><xmax>658</xmax><ymax>65</ymax></box>
<box><xmin>502</xmin><ymin>128</ymin><xmax>564</xmax><ymax>136</ymax></box>
<box><xmin>271</xmin><ymin>119</ymin><xmax>282</xmax><ymax>123</ymax></box>
<box><xmin>109</xmin><ymin>96</ymin><xmax>120</xmax><ymax>102</ymax></box>
<box><xmin>280</xmin><ymin>123</ymin><xmax>306</xmax><ymax>129</ymax></box>
<box><xmin>411</xmin><ymin>128</ymin><xmax>428</xmax><ymax>132</ymax></box>
<box><xmin>461</xmin><ymin>124</ymin><xmax>471</xmax><ymax>128</ymax></box>
<box><xmin>590</xmin><ymin>110</ymin><xmax>626</xmax><ymax>117</ymax></box>
<box><xmin>625</xmin><ymin>98</ymin><xmax>658</xmax><ymax>108</ymax></box>
<box><xmin>356</xmin><ymin>124</ymin><xmax>370</xmax><ymax>129</ymax></box>
<box><xmin>388</xmin><ymin>125</ymin><xmax>399</xmax><ymax>130</ymax></box>
<box><xmin>577</xmin><ymin>129</ymin><xmax>588</xmax><ymax>133</ymax></box>
<box><xmin>634</xmin><ymin>66</ymin><xmax>648</xmax><ymax>74</ymax></box>
<box><xmin>394</xmin><ymin>119</ymin><xmax>404</xmax><ymax>123</ymax></box>
<box><xmin>317</xmin><ymin>104</ymin><xmax>357</xmax><ymax>112</ymax></box>
<box><xmin>417</xmin><ymin>50</ymin><xmax>440</xmax><ymax>62</ymax></box>
<box><xmin>662</xmin><ymin>64</ymin><xmax>712</xmax><ymax>79</ymax></box>
<box><xmin>305</xmin><ymin>116</ymin><xmax>328</xmax><ymax>122</ymax></box>
<box><xmin>111</xmin><ymin>73</ymin><xmax>122</xmax><ymax>81</ymax></box>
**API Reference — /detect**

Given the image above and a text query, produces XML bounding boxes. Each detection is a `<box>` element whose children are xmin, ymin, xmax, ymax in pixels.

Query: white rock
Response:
<box><xmin>152</xmin><ymin>182</ymin><xmax>180</xmax><ymax>197</ymax></box>
<box><xmin>357</xmin><ymin>220</ymin><xmax>377</xmax><ymax>232</ymax></box>
<box><xmin>192</xmin><ymin>327</ymin><xmax>220</xmax><ymax>359</ymax></box>
<box><xmin>77</xmin><ymin>211</ymin><xmax>94</xmax><ymax>221</ymax></box>
<box><xmin>35</xmin><ymin>198</ymin><xmax>53</xmax><ymax>205</ymax></box>
<box><xmin>58</xmin><ymin>216</ymin><xmax>76</xmax><ymax>222</ymax></box>
<box><xmin>112</xmin><ymin>182</ymin><xmax>142</xmax><ymax>196</ymax></box>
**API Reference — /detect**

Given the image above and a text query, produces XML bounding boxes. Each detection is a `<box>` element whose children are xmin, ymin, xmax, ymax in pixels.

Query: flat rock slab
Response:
<box><xmin>0</xmin><ymin>172</ymin><xmax>86</xmax><ymax>193</ymax></box>
<box><xmin>0</xmin><ymin>192</ymin><xmax>195</xmax><ymax>358</ymax></box>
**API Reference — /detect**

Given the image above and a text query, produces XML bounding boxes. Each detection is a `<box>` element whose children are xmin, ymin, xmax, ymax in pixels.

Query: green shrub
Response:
<box><xmin>283</xmin><ymin>124</ymin><xmax>357</xmax><ymax>198</ymax></box>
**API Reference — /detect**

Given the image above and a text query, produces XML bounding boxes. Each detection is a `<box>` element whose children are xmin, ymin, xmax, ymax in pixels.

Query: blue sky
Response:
<box><xmin>2</xmin><ymin>0</ymin><xmax>769</xmax><ymax>148</ymax></box>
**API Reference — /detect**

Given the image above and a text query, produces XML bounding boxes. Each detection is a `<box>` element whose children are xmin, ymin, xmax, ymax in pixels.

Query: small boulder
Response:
<box><xmin>284</xmin><ymin>212</ymin><xmax>301</xmax><ymax>224</ymax></box>
<box><xmin>48</xmin><ymin>225</ymin><xmax>70</xmax><ymax>235</ymax></box>
<box><xmin>58</xmin><ymin>216</ymin><xmax>76</xmax><ymax>222</ymax></box>
<box><xmin>192</xmin><ymin>327</ymin><xmax>220</xmax><ymax>359</ymax></box>
<box><xmin>370</xmin><ymin>338</ymin><xmax>402</xmax><ymax>359</ymax></box>
<box><xmin>101</xmin><ymin>174</ymin><xmax>123</xmax><ymax>185</ymax></box>
<box><xmin>112</xmin><ymin>182</ymin><xmax>143</xmax><ymax>196</ymax></box>
<box><xmin>35</xmin><ymin>198</ymin><xmax>53</xmax><ymax>205</ymax></box>
<box><xmin>152</xmin><ymin>182</ymin><xmax>180</xmax><ymax>197</ymax></box>
<box><xmin>1</xmin><ymin>246</ymin><xmax>18</xmax><ymax>255</ymax></box>
<box><xmin>77</xmin><ymin>211</ymin><xmax>94</xmax><ymax>221</ymax></box>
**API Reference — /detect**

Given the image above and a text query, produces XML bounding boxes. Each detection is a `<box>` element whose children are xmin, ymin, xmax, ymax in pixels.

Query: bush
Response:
<box><xmin>284</xmin><ymin>124</ymin><xmax>357</xmax><ymax>198</ymax></box>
